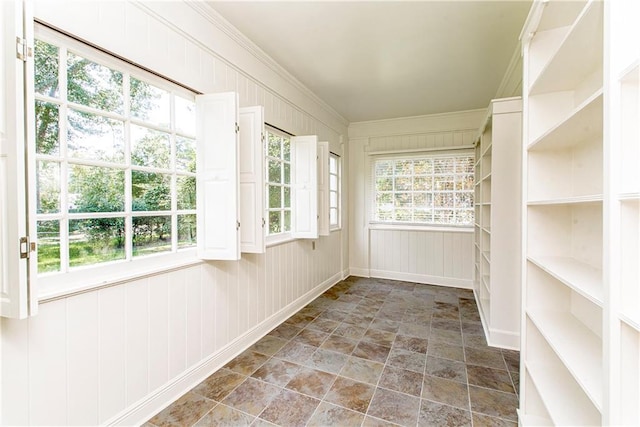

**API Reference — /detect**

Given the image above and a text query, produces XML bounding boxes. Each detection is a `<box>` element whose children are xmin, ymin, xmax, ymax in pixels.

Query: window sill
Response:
<box><xmin>368</xmin><ymin>222</ymin><xmax>474</xmax><ymax>233</ymax></box>
<box><xmin>266</xmin><ymin>232</ymin><xmax>296</xmax><ymax>248</ymax></box>
<box><xmin>38</xmin><ymin>248</ymin><xmax>201</xmax><ymax>302</ymax></box>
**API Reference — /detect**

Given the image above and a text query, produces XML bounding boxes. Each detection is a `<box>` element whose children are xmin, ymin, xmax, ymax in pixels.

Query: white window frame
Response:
<box><xmin>370</xmin><ymin>150</ymin><xmax>475</xmax><ymax>230</ymax></box>
<box><xmin>329</xmin><ymin>152</ymin><xmax>341</xmax><ymax>230</ymax></box>
<box><xmin>265</xmin><ymin>127</ymin><xmax>293</xmax><ymax>246</ymax></box>
<box><xmin>33</xmin><ymin>25</ymin><xmax>199</xmax><ymax>300</ymax></box>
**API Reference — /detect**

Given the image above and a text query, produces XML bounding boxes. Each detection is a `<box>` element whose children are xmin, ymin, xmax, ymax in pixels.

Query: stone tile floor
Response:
<box><xmin>145</xmin><ymin>277</ymin><xmax>520</xmax><ymax>427</ymax></box>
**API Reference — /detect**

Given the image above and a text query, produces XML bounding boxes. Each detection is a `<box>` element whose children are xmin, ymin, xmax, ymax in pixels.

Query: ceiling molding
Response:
<box><xmin>186</xmin><ymin>1</ymin><xmax>349</xmax><ymax>128</ymax></box>
<box><xmin>495</xmin><ymin>45</ymin><xmax>523</xmax><ymax>99</ymax></box>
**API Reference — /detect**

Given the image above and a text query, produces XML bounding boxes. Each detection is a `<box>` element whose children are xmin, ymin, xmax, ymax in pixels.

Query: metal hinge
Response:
<box><xmin>262</xmin><ymin>218</ymin><xmax>266</xmax><ymax>228</ymax></box>
<box><xmin>261</xmin><ymin>132</ymin><xmax>265</xmax><ymax>143</ymax></box>
<box><xmin>235</xmin><ymin>123</ymin><xmax>240</xmax><ymax>134</ymax></box>
<box><xmin>16</xmin><ymin>37</ymin><xmax>32</xmax><ymax>62</ymax></box>
<box><xmin>236</xmin><ymin>221</ymin><xmax>241</xmax><ymax>230</ymax></box>
<box><xmin>19</xmin><ymin>236</ymin><xmax>35</xmax><ymax>259</ymax></box>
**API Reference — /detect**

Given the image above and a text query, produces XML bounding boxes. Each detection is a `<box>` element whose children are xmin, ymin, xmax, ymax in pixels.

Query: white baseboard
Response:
<box><xmin>341</xmin><ymin>268</ymin><xmax>350</xmax><ymax>280</ymax></box>
<box><xmin>107</xmin><ymin>271</ymin><xmax>343</xmax><ymax>426</ymax></box>
<box><xmin>473</xmin><ymin>288</ymin><xmax>520</xmax><ymax>351</ymax></box>
<box><xmin>369</xmin><ymin>269</ymin><xmax>473</xmax><ymax>290</ymax></box>
<box><xmin>348</xmin><ymin>267</ymin><xmax>370</xmax><ymax>278</ymax></box>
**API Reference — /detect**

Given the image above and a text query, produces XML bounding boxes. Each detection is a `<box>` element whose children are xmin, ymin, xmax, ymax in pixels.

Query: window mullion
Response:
<box><xmin>58</xmin><ymin>46</ymin><xmax>70</xmax><ymax>273</ymax></box>
<box><xmin>124</xmin><ymin>72</ymin><xmax>133</xmax><ymax>261</ymax></box>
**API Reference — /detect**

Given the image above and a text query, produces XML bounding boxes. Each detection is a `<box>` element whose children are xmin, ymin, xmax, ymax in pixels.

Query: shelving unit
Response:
<box><xmin>473</xmin><ymin>97</ymin><xmax>522</xmax><ymax>349</ymax></box>
<box><xmin>520</xmin><ymin>1</ymin><xmax>640</xmax><ymax>425</ymax></box>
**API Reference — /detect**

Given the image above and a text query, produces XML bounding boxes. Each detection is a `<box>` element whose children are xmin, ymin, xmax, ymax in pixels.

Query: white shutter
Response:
<box><xmin>0</xmin><ymin>0</ymin><xmax>36</xmax><ymax>318</ymax></box>
<box><xmin>239</xmin><ymin>106</ymin><xmax>265</xmax><ymax>253</ymax></box>
<box><xmin>196</xmin><ymin>92</ymin><xmax>240</xmax><ymax>260</ymax></box>
<box><xmin>291</xmin><ymin>135</ymin><xmax>318</xmax><ymax>239</ymax></box>
<box><xmin>317</xmin><ymin>141</ymin><xmax>329</xmax><ymax>236</ymax></box>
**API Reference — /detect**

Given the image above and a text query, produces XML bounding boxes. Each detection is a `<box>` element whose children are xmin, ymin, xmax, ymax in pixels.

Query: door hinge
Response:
<box><xmin>261</xmin><ymin>132</ymin><xmax>265</xmax><ymax>143</ymax></box>
<box><xmin>16</xmin><ymin>37</ymin><xmax>32</xmax><ymax>62</ymax></box>
<box><xmin>262</xmin><ymin>218</ymin><xmax>266</xmax><ymax>228</ymax></box>
<box><xmin>19</xmin><ymin>236</ymin><xmax>35</xmax><ymax>259</ymax></box>
<box><xmin>236</xmin><ymin>221</ymin><xmax>241</xmax><ymax>230</ymax></box>
<box><xmin>235</xmin><ymin>123</ymin><xmax>240</xmax><ymax>134</ymax></box>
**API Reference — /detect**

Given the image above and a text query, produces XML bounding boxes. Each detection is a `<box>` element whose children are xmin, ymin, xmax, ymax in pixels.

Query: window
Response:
<box><xmin>329</xmin><ymin>153</ymin><xmax>341</xmax><ymax>228</ymax></box>
<box><xmin>265</xmin><ymin>128</ymin><xmax>291</xmax><ymax>235</ymax></box>
<box><xmin>372</xmin><ymin>154</ymin><xmax>474</xmax><ymax>226</ymax></box>
<box><xmin>34</xmin><ymin>27</ymin><xmax>197</xmax><ymax>276</ymax></box>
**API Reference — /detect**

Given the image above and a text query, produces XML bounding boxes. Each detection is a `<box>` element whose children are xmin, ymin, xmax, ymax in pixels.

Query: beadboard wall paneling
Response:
<box><xmin>348</xmin><ymin>110</ymin><xmax>484</xmax><ymax>287</ymax></box>
<box><xmin>1</xmin><ymin>1</ymin><xmax>347</xmax><ymax>425</ymax></box>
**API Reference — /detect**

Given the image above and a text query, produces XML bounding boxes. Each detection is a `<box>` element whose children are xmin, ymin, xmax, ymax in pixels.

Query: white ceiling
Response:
<box><xmin>206</xmin><ymin>1</ymin><xmax>532</xmax><ymax>123</ymax></box>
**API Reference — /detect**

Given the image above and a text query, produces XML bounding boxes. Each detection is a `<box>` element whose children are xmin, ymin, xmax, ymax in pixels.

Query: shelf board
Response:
<box><xmin>619</xmin><ymin>312</ymin><xmax>640</xmax><ymax>332</ymax></box>
<box><xmin>619</xmin><ymin>192</ymin><xmax>640</xmax><ymax>202</ymax></box>
<box><xmin>481</xmin><ymin>172</ymin><xmax>492</xmax><ymax>181</ymax></box>
<box><xmin>528</xmin><ymin>90</ymin><xmax>603</xmax><ymax>151</ymax></box>
<box><xmin>527</xmin><ymin>195</ymin><xmax>603</xmax><ymax>206</ymax></box>
<box><xmin>529</xmin><ymin>1</ymin><xmax>603</xmax><ymax>96</ymax></box>
<box><xmin>620</xmin><ymin>59</ymin><xmax>640</xmax><ymax>83</ymax></box>
<box><xmin>527</xmin><ymin>310</ymin><xmax>603</xmax><ymax>410</ymax></box>
<box><xmin>481</xmin><ymin>143</ymin><xmax>492</xmax><ymax>157</ymax></box>
<box><xmin>527</xmin><ymin>256</ymin><xmax>603</xmax><ymax>305</ymax></box>
<box><xmin>526</xmin><ymin>361</ymin><xmax>601</xmax><ymax>426</ymax></box>
<box><xmin>482</xmin><ymin>276</ymin><xmax>490</xmax><ymax>294</ymax></box>
<box><xmin>482</xmin><ymin>251</ymin><xmax>491</xmax><ymax>263</ymax></box>
<box><xmin>481</xmin><ymin>226</ymin><xmax>491</xmax><ymax>234</ymax></box>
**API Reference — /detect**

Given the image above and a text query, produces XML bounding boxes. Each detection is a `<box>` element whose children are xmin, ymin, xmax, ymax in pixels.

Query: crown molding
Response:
<box><xmin>185</xmin><ymin>1</ymin><xmax>349</xmax><ymax>128</ymax></box>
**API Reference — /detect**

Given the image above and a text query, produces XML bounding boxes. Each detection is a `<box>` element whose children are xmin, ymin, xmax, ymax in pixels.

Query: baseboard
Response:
<box><xmin>348</xmin><ymin>267</ymin><xmax>370</xmax><ymax>278</ymax></box>
<box><xmin>107</xmin><ymin>271</ymin><xmax>343</xmax><ymax>426</ymax></box>
<box><xmin>369</xmin><ymin>269</ymin><xmax>473</xmax><ymax>290</ymax></box>
<box><xmin>488</xmin><ymin>327</ymin><xmax>520</xmax><ymax>351</ymax></box>
<box><xmin>341</xmin><ymin>268</ymin><xmax>350</xmax><ymax>280</ymax></box>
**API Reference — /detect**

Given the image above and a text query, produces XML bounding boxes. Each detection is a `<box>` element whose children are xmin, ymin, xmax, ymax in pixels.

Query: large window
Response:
<box><xmin>372</xmin><ymin>153</ymin><xmax>474</xmax><ymax>226</ymax></box>
<box><xmin>329</xmin><ymin>153</ymin><xmax>341</xmax><ymax>228</ymax></box>
<box><xmin>34</xmin><ymin>28</ymin><xmax>197</xmax><ymax>275</ymax></box>
<box><xmin>265</xmin><ymin>128</ymin><xmax>291</xmax><ymax>235</ymax></box>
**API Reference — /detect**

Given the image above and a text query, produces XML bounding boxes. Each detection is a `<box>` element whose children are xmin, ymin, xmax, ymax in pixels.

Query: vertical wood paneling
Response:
<box><xmin>168</xmin><ymin>270</ymin><xmax>187</xmax><ymax>379</ymax></box>
<box><xmin>98</xmin><ymin>286</ymin><xmax>126</xmax><ymax>424</ymax></box>
<box><xmin>29</xmin><ymin>301</ymin><xmax>67</xmax><ymax>426</ymax></box>
<box><xmin>124</xmin><ymin>279</ymin><xmax>149</xmax><ymax>407</ymax></box>
<box><xmin>185</xmin><ymin>266</ymin><xmax>202</xmax><ymax>368</ymax></box>
<box><xmin>201</xmin><ymin>265</ymin><xmax>216</xmax><ymax>357</ymax></box>
<box><xmin>67</xmin><ymin>292</ymin><xmax>99</xmax><ymax>426</ymax></box>
<box><xmin>1</xmin><ymin>316</ymin><xmax>29</xmax><ymax>425</ymax></box>
<box><xmin>148</xmin><ymin>274</ymin><xmax>169</xmax><ymax>392</ymax></box>
<box><xmin>213</xmin><ymin>264</ymin><xmax>228</xmax><ymax>349</ymax></box>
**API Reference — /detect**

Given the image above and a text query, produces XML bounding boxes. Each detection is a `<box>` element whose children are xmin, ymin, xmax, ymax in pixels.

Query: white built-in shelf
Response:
<box><xmin>519</xmin><ymin>414</ymin><xmax>554</xmax><ymax>427</ymax></box>
<box><xmin>481</xmin><ymin>143</ymin><xmax>493</xmax><ymax>157</ymax></box>
<box><xmin>528</xmin><ymin>90</ymin><xmax>603</xmax><ymax>151</ymax></box>
<box><xmin>482</xmin><ymin>251</ymin><xmax>490</xmax><ymax>263</ymax></box>
<box><xmin>529</xmin><ymin>1</ymin><xmax>602</xmax><ymax>95</ymax></box>
<box><xmin>482</xmin><ymin>226</ymin><xmax>491</xmax><ymax>234</ymax></box>
<box><xmin>620</xmin><ymin>313</ymin><xmax>640</xmax><ymax>333</ymax></box>
<box><xmin>526</xmin><ymin>361</ymin><xmax>601</xmax><ymax>426</ymax></box>
<box><xmin>527</xmin><ymin>256</ymin><xmax>603</xmax><ymax>306</ymax></box>
<box><xmin>619</xmin><ymin>193</ymin><xmax>640</xmax><ymax>202</ymax></box>
<box><xmin>482</xmin><ymin>172</ymin><xmax>492</xmax><ymax>181</ymax></box>
<box><xmin>527</xmin><ymin>195</ymin><xmax>603</xmax><ymax>206</ymax></box>
<box><xmin>528</xmin><ymin>310</ymin><xmax>603</xmax><ymax>410</ymax></box>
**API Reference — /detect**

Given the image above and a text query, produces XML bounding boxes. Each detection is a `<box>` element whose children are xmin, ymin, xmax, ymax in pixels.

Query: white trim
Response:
<box><xmin>349</xmin><ymin>267</ymin><xmax>371</xmax><ymax>278</ymax></box>
<box><xmin>369</xmin><ymin>269</ymin><xmax>473</xmax><ymax>290</ymax></box>
<box><xmin>367</xmin><ymin>145</ymin><xmax>475</xmax><ymax>156</ymax></box>
<box><xmin>265</xmin><ymin>233</ymin><xmax>295</xmax><ymax>248</ymax></box>
<box><xmin>474</xmin><ymin>288</ymin><xmax>520</xmax><ymax>351</ymax></box>
<box><xmin>368</xmin><ymin>223</ymin><xmax>474</xmax><ymax>233</ymax></box>
<box><xmin>105</xmin><ymin>270</ymin><xmax>343</xmax><ymax>426</ymax></box>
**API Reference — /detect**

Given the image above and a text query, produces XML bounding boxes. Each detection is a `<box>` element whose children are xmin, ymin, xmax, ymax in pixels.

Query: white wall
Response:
<box><xmin>1</xmin><ymin>1</ymin><xmax>348</xmax><ymax>425</ymax></box>
<box><xmin>348</xmin><ymin>110</ymin><xmax>485</xmax><ymax>289</ymax></box>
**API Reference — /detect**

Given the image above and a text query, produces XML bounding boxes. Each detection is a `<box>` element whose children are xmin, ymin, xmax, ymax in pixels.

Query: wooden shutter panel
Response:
<box><xmin>0</xmin><ymin>0</ymin><xmax>37</xmax><ymax>318</ymax></box>
<box><xmin>239</xmin><ymin>106</ymin><xmax>265</xmax><ymax>253</ymax></box>
<box><xmin>195</xmin><ymin>92</ymin><xmax>240</xmax><ymax>260</ymax></box>
<box><xmin>318</xmin><ymin>141</ymin><xmax>329</xmax><ymax>236</ymax></box>
<box><xmin>291</xmin><ymin>135</ymin><xmax>318</xmax><ymax>239</ymax></box>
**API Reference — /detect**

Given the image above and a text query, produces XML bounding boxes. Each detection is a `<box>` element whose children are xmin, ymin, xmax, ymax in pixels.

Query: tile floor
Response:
<box><xmin>145</xmin><ymin>277</ymin><xmax>520</xmax><ymax>427</ymax></box>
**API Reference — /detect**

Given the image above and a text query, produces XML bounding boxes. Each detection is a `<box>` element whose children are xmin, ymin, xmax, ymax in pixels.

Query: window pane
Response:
<box><xmin>35</xmin><ymin>100</ymin><xmax>59</xmax><ymax>155</ymax></box>
<box><xmin>394</xmin><ymin>177</ymin><xmax>412</xmax><ymax>191</ymax></box>
<box><xmin>268</xmin><ymin>160</ymin><xmax>281</xmax><ymax>183</ymax></box>
<box><xmin>456</xmin><ymin>156</ymin><xmax>474</xmax><ymax>174</ymax></box>
<box><xmin>130</xmin><ymin>78</ymin><xmax>170</xmax><ymax>128</ymax></box>
<box><xmin>457</xmin><ymin>209</ymin><xmax>474</xmax><ymax>225</ymax></box>
<box><xmin>268</xmin><ymin>133</ymin><xmax>281</xmax><ymax>158</ymax></box>
<box><xmin>269</xmin><ymin>211</ymin><xmax>281</xmax><ymax>234</ymax></box>
<box><xmin>414</xmin><ymin>209</ymin><xmax>433</xmax><ymax>222</ymax></box>
<box><xmin>394</xmin><ymin>193</ymin><xmax>412</xmax><ymax>207</ymax></box>
<box><xmin>330</xmin><ymin>174</ymin><xmax>338</xmax><ymax>191</ymax></box>
<box><xmin>37</xmin><ymin>160</ymin><xmax>60</xmax><ymax>213</ymax></box>
<box><xmin>132</xmin><ymin>215</ymin><xmax>172</xmax><ymax>257</ymax></box>
<box><xmin>34</xmin><ymin>39</ymin><xmax>59</xmax><ymax>98</ymax></box>
<box><xmin>376</xmin><ymin>209</ymin><xmax>393</xmax><ymax>221</ymax></box>
<box><xmin>283</xmin><ymin>138</ymin><xmax>290</xmax><ymax>161</ymax></box>
<box><xmin>413</xmin><ymin>159</ymin><xmax>432</xmax><ymax>175</ymax></box>
<box><xmin>67</xmin><ymin>109</ymin><xmax>125</xmax><ymax>162</ymax></box>
<box><xmin>433</xmin><ymin>175</ymin><xmax>455</xmax><ymax>191</ymax></box>
<box><xmin>434</xmin><ymin>210</ymin><xmax>455</xmax><ymax>224</ymax></box>
<box><xmin>330</xmin><ymin>191</ymin><xmax>338</xmax><ymax>208</ymax></box>
<box><xmin>178</xmin><ymin>214</ymin><xmax>196</xmax><ymax>248</ymax></box>
<box><xmin>284</xmin><ymin>210</ymin><xmax>291</xmax><ymax>232</ymax></box>
<box><xmin>434</xmin><ymin>193</ymin><xmax>454</xmax><ymax>208</ymax></box>
<box><xmin>68</xmin><ymin>218</ymin><xmax>125</xmax><ymax>267</ymax></box>
<box><xmin>68</xmin><ymin>165</ymin><xmax>124</xmax><ymax>213</ymax></box>
<box><xmin>434</xmin><ymin>158</ymin><xmax>455</xmax><ymax>174</ymax></box>
<box><xmin>269</xmin><ymin>185</ymin><xmax>282</xmax><ymax>209</ymax></box>
<box><xmin>455</xmin><ymin>192</ymin><xmax>474</xmax><ymax>208</ymax></box>
<box><xmin>283</xmin><ymin>162</ymin><xmax>290</xmax><ymax>184</ymax></box>
<box><xmin>175</xmin><ymin>96</ymin><xmax>196</xmax><ymax>136</ymax></box>
<box><xmin>330</xmin><ymin>208</ymin><xmax>338</xmax><ymax>225</ymax></box>
<box><xmin>413</xmin><ymin>192</ymin><xmax>433</xmax><ymax>208</ymax></box>
<box><xmin>177</xmin><ymin>175</ymin><xmax>196</xmax><ymax>210</ymax></box>
<box><xmin>67</xmin><ymin>52</ymin><xmax>123</xmax><ymax>113</ymax></box>
<box><xmin>132</xmin><ymin>171</ymin><xmax>171</xmax><ymax>211</ymax></box>
<box><xmin>375</xmin><ymin>160</ymin><xmax>393</xmax><ymax>176</ymax></box>
<box><xmin>284</xmin><ymin>186</ymin><xmax>291</xmax><ymax>208</ymax></box>
<box><xmin>376</xmin><ymin>192</ymin><xmax>393</xmax><ymax>207</ymax></box>
<box><xmin>176</xmin><ymin>137</ymin><xmax>196</xmax><ymax>172</ymax></box>
<box><xmin>457</xmin><ymin>175</ymin><xmax>474</xmax><ymax>190</ymax></box>
<box><xmin>376</xmin><ymin>177</ymin><xmax>393</xmax><ymax>191</ymax></box>
<box><xmin>413</xmin><ymin>176</ymin><xmax>432</xmax><ymax>191</ymax></box>
<box><xmin>329</xmin><ymin>156</ymin><xmax>338</xmax><ymax>174</ymax></box>
<box><xmin>37</xmin><ymin>220</ymin><xmax>60</xmax><ymax>273</ymax></box>
<box><xmin>396</xmin><ymin>209</ymin><xmax>412</xmax><ymax>222</ymax></box>
<box><xmin>131</xmin><ymin>125</ymin><xmax>170</xmax><ymax>169</ymax></box>
<box><xmin>394</xmin><ymin>160</ymin><xmax>413</xmax><ymax>175</ymax></box>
